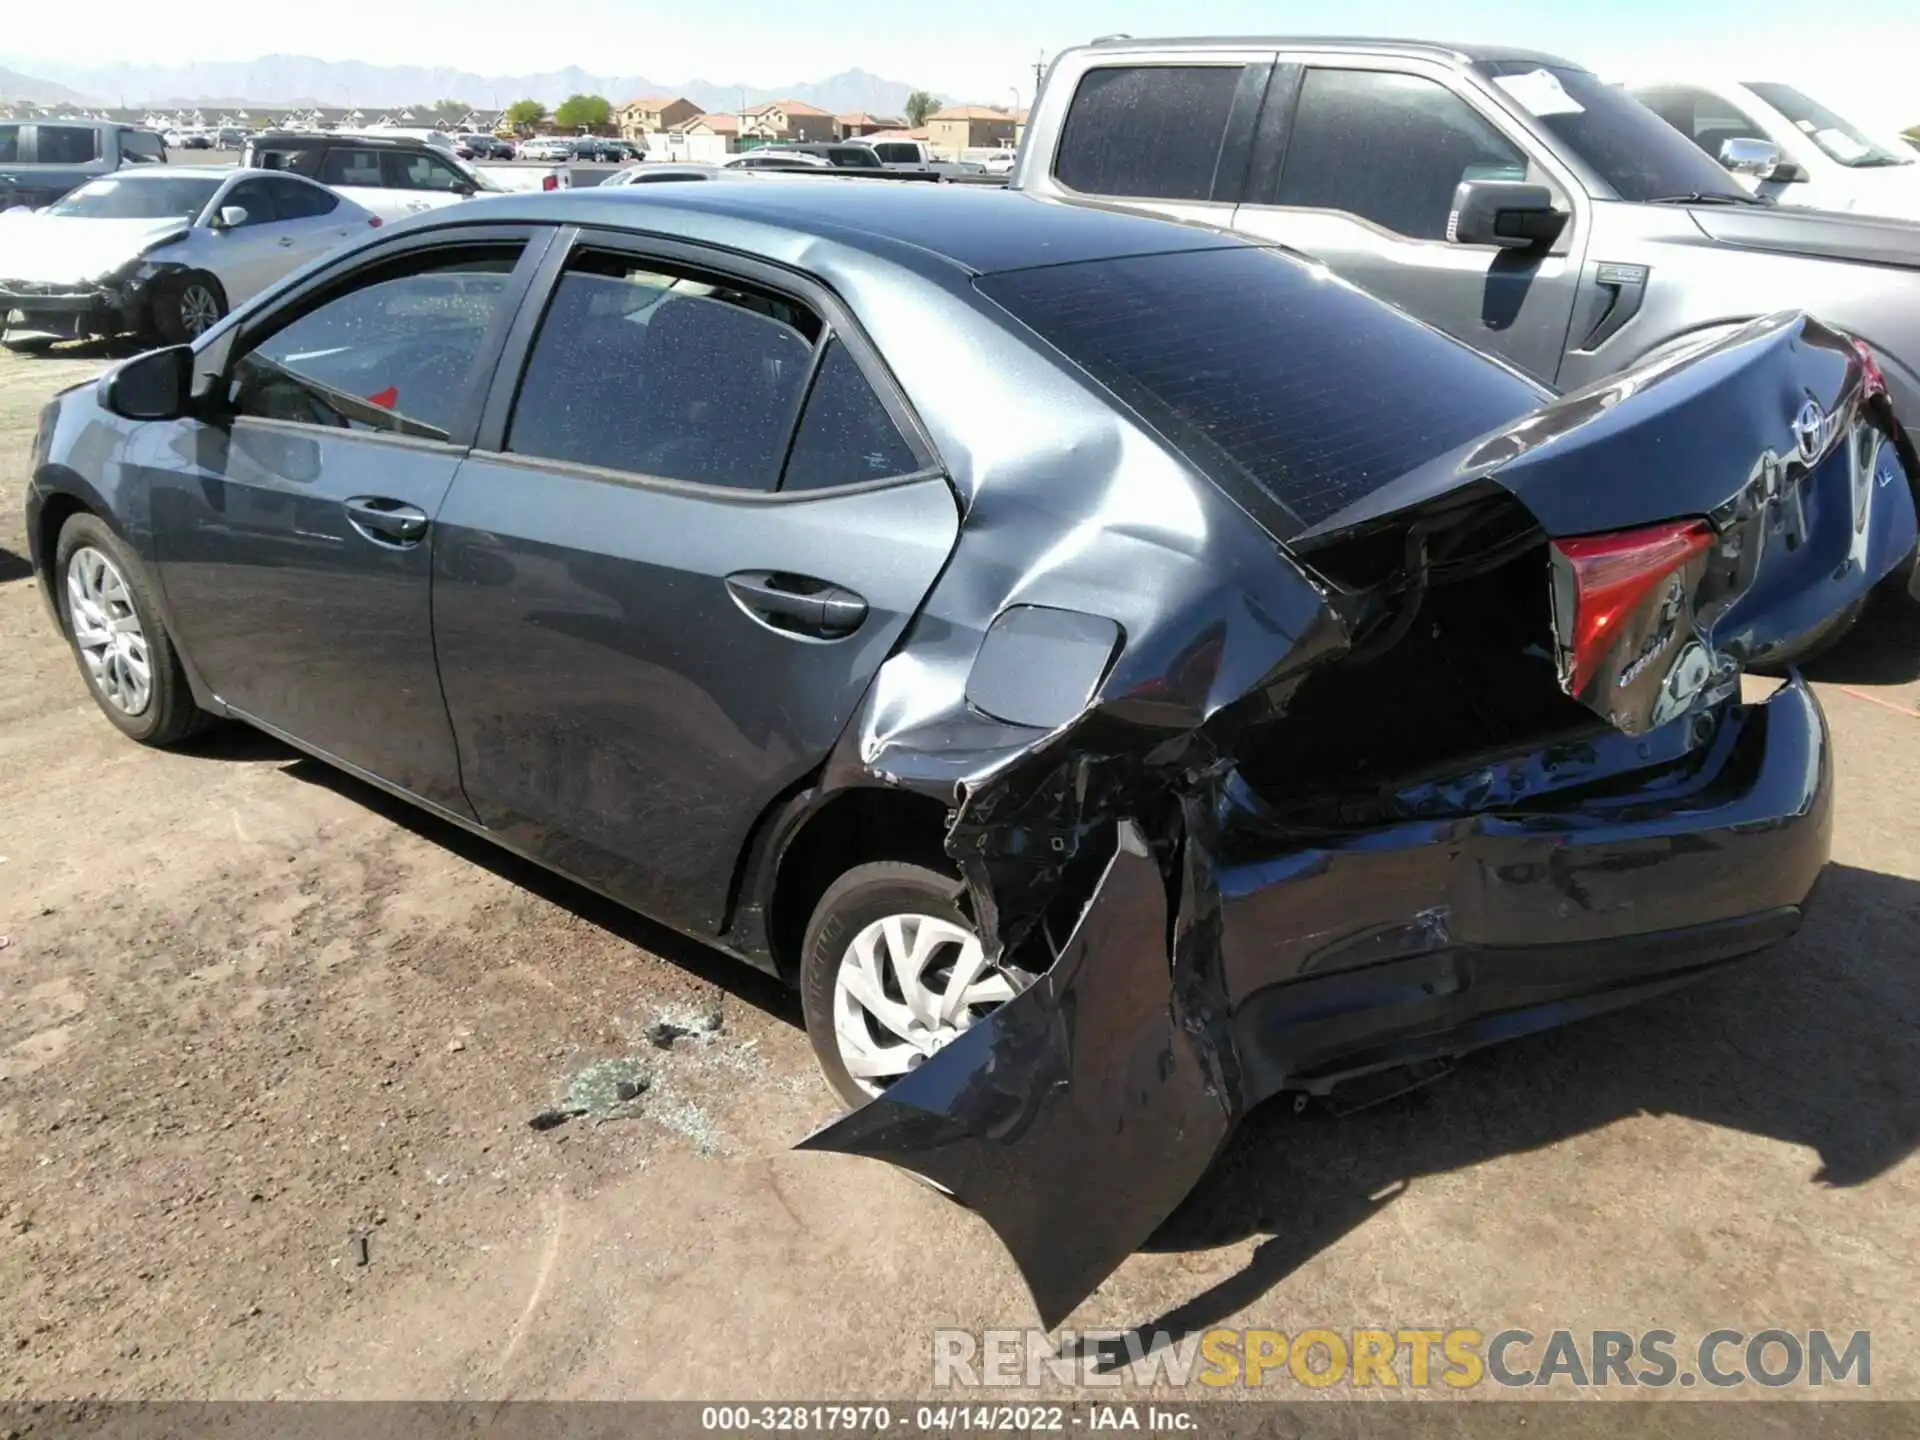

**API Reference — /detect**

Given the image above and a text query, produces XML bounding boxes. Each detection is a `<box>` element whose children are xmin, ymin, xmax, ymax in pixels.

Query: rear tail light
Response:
<box><xmin>367</xmin><ymin>216</ymin><xmax>382</xmax><ymax>227</ymax></box>
<box><xmin>1552</xmin><ymin>520</ymin><xmax>1715</xmax><ymax>697</ymax></box>
<box><xmin>1855</xmin><ymin>339</ymin><xmax>1886</xmax><ymax>401</ymax></box>
<box><xmin>542</xmin><ymin>174</ymin><xmax>559</xmax><ymax>191</ymax></box>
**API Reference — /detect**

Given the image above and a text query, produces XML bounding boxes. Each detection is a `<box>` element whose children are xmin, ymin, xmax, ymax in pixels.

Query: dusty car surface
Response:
<box><xmin>22</xmin><ymin>183</ymin><xmax>1916</xmax><ymax>1325</ymax></box>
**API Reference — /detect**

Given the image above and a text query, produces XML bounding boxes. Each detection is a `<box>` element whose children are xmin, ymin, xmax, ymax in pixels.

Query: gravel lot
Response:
<box><xmin>0</xmin><ymin>342</ymin><xmax>1916</xmax><ymax>1406</ymax></box>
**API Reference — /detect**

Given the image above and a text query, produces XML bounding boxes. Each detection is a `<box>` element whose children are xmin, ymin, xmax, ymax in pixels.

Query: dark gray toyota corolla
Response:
<box><xmin>24</xmin><ymin>183</ymin><xmax>1920</xmax><ymax>1326</ymax></box>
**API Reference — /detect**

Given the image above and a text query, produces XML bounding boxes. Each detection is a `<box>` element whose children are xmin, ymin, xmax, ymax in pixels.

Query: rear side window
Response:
<box><xmin>506</xmin><ymin>253</ymin><xmax>818</xmax><ymax>490</ymax></box>
<box><xmin>385</xmin><ymin>152</ymin><xmax>469</xmax><ymax>191</ymax></box>
<box><xmin>0</xmin><ymin>125</ymin><xmax>18</xmax><ymax>163</ymax></box>
<box><xmin>229</xmin><ymin>245</ymin><xmax>523</xmax><ymax>442</ymax></box>
<box><xmin>265</xmin><ymin>176</ymin><xmax>339</xmax><ymax>218</ymax></box>
<box><xmin>1274</xmin><ymin>69</ymin><xmax>1529</xmax><ymax>240</ymax></box>
<box><xmin>977</xmin><ymin>246</ymin><xmax>1543</xmax><ymax>535</ymax></box>
<box><xmin>36</xmin><ymin>125</ymin><xmax>102</xmax><ymax>164</ymax></box>
<box><xmin>319</xmin><ymin>148</ymin><xmax>386</xmax><ymax>187</ymax></box>
<box><xmin>781</xmin><ymin>342</ymin><xmax>919</xmax><ymax>492</ymax></box>
<box><xmin>871</xmin><ymin>142</ymin><xmax>917</xmax><ymax>163</ymax></box>
<box><xmin>1054</xmin><ymin>65</ymin><xmax>1245</xmax><ymax>201</ymax></box>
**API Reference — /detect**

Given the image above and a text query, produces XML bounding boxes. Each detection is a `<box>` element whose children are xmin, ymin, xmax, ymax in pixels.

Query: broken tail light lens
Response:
<box><xmin>1553</xmin><ymin>519</ymin><xmax>1715</xmax><ymax>697</ymax></box>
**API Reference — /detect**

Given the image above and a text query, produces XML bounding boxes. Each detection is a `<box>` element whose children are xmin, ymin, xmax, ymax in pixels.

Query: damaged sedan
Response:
<box><xmin>23</xmin><ymin>185</ymin><xmax>1920</xmax><ymax>1326</ymax></box>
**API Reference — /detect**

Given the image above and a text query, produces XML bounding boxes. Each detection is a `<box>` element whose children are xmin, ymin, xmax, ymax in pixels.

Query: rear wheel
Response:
<box><xmin>800</xmin><ymin>862</ymin><xmax>1029</xmax><ymax>1110</ymax></box>
<box><xmin>55</xmin><ymin>513</ymin><xmax>209</xmax><ymax>747</ymax></box>
<box><xmin>150</xmin><ymin>273</ymin><xmax>227</xmax><ymax>344</ymax></box>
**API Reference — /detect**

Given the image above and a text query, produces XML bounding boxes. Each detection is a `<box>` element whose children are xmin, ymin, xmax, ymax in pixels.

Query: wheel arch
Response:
<box><xmin>761</xmin><ymin>785</ymin><xmax>956</xmax><ymax>986</ymax></box>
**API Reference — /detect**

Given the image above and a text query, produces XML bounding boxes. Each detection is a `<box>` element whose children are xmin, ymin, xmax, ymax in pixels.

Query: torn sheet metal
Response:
<box><xmin>801</xmin><ymin>311</ymin><xmax>1891</xmax><ymax>1330</ymax></box>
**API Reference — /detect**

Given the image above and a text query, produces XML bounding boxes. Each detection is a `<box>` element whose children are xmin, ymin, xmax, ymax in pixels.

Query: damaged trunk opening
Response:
<box><xmin>802</xmin><ymin>311</ymin><xmax>1906</xmax><ymax>1329</ymax></box>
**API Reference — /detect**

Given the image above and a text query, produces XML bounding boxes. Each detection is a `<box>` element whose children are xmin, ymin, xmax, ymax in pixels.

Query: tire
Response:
<box><xmin>54</xmin><ymin>513</ymin><xmax>209</xmax><ymax>747</ymax></box>
<box><xmin>149</xmin><ymin>272</ymin><xmax>227</xmax><ymax>345</ymax></box>
<box><xmin>3</xmin><ymin>335</ymin><xmax>57</xmax><ymax>354</ymax></box>
<box><xmin>800</xmin><ymin>861</ymin><xmax>1028</xmax><ymax>1110</ymax></box>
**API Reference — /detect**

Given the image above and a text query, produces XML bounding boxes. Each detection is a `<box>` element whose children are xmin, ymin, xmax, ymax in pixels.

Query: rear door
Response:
<box><xmin>1230</xmin><ymin>57</ymin><xmax>1589</xmax><ymax>385</ymax></box>
<box><xmin>262</xmin><ymin>175</ymin><xmax>365</xmax><ymax>269</ymax></box>
<box><xmin>431</xmin><ymin>231</ymin><xmax>960</xmax><ymax>935</ymax></box>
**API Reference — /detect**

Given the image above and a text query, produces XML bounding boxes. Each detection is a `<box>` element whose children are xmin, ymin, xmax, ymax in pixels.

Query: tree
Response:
<box><xmin>905</xmin><ymin>90</ymin><xmax>940</xmax><ymax>129</ymax></box>
<box><xmin>429</xmin><ymin>98</ymin><xmax>471</xmax><ymax>125</ymax></box>
<box><xmin>553</xmin><ymin>93</ymin><xmax>613</xmax><ymax>133</ymax></box>
<box><xmin>505</xmin><ymin>98</ymin><xmax>548</xmax><ymax>134</ymax></box>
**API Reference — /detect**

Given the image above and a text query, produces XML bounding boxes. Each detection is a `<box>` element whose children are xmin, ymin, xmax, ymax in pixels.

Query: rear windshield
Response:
<box><xmin>976</xmin><ymin>246</ymin><xmax>1544</xmax><ymax>535</ymax></box>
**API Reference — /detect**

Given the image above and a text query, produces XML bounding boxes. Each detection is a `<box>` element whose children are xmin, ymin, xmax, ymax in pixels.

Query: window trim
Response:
<box><xmin>1254</xmin><ymin>52</ymin><xmax>1583</xmax><ymax>249</ymax></box>
<box><xmin>1048</xmin><ymin>56</ymin><xmax>1273</xmax><ymax>207</ymax></box>
<box><xmin>192</xmin><ymin>223</ymin><xmax>558</xmax><ymax>453</ymax></box>
<box><xmin>470</xmin><ymin>227</ymin><xmax>944</xmax><ymax>501</ymax></box>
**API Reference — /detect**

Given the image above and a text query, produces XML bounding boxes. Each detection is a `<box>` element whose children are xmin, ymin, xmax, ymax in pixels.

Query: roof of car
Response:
<box><xmin>248</xmin><ymin>130</ymin><xmax>443</xmax><ymax>149</ymax></box>
<box><xmin>450</xmin><ymin>181</ymin><xmax>1247</xmax><ymax>278</ymax></box>
<box><xmin>1079</xmin><ymin>34</ymin><xmax>1584</xmax><ymax>69</ymax></box>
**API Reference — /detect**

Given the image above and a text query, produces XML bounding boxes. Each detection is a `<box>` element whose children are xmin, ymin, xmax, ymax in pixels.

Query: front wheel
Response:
<box><xmin>55</xmin><ymin>513</ymin><xmax>210</xmax><ymax>747</ymax></box>
<box><xmin>150</xmin><ymin>272</ymin><xmax>227</xmax><ymax>344</ymax></box>
<box><xmin>800</xmin><ymin>862</ymin><xmax>1030</xmax><ymax>1110</ymax></box>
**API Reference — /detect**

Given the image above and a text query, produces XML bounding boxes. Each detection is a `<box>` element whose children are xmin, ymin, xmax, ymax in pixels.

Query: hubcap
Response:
<box><xmin>832</xmin><ymin>912</ymin><xmax>1021</xmax><ymax>1098</ymax></box>
<box><xmin>66</xmin><ymin>547</ymin><xmax>152</xmax><ymax>716</ymax></box>
<box><xmin>179</xmin><ymin>284</ymin><xmax>220</xmax><ymax>336</ymax></box>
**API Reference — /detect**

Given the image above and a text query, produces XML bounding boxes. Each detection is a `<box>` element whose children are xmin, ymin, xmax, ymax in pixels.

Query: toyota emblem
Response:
<box><xmin>1792</xmin><ymin>399</ymin><xmax>1828</xmax><ymax>464</ymax></box>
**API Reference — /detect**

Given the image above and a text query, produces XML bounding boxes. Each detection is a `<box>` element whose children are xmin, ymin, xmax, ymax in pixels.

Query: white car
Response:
<box><xmin>1630</xmin><ymin>79</ymin><xmax>1920</xmax><ymax>221</ymax></box>
<box><xmin>0</xmin><ymin>166</ymin><xmax>378</xmax><ymax>350</ymax></box>
<box><xmin>982</xmin><ymin>151</ymin><xmax>1017</xmax><ymax>175</ymax></box>
<box><xmin>517</xmin><ymin>137</ymin><xmax>575</xmax><ymax>162</ymax></box>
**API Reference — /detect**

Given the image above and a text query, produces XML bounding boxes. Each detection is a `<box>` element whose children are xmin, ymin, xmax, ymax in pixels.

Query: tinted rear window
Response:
<box><xmin>1054</xmin><ymin>65</ymin><xmax>1245</xmax><ymax>201</ymax></box>
<box><xmin>36</xmin><ymin>125</ymin><xmax>102</xmax><ymax>164</ymax></box>
<box><xmin>976</xmin><ymin>246</ymin><xmax>1544</xmax><ymax>535</ymax></box>
<box><xmin>0</xmin><ymin>125</ymin><xmax>18</xmax><ymax>163</ymax></box>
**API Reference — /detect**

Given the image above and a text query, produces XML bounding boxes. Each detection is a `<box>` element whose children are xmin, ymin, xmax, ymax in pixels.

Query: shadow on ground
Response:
<box><xmin>180</xmin><ymin>724</ymin><xmax>803</xmax><ymax>1024</ymax></box>
<box><xmin>0</xmin><ymin>547</ymin><xmax>31</xmax><ymax>583</ymax></box>
<box><xmin>1060</xmin><ymin>860</ymin><xmax>1920</xmax><ymax>1364</ymax></box>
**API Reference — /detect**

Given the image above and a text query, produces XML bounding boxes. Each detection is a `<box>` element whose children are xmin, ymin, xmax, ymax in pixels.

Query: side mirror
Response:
<box><xmin>213</xmin><ymin>204</ymin><xmax>248</xmax><ymax>229</ymax></box>
<box><xmin>1448</xmin><ymin>179</ymin><xmax>1568</xmax><ymax>249</ymax></box>
<box><xmin>1718</xmin><ymin>137</ymin><xmax>1785</xmax><ymax>178</ymax></box>
<box><xmin>103</xmin><ymin>345</ymin><xmax>194</xmax><ymax>421</ymax></box>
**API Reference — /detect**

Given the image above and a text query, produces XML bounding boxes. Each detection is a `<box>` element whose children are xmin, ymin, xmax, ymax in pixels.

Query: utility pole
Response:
<box><xmin>1032</xmin><ymin>50</ymin><xmax>1046</xmax><ymax>103</ymax></box>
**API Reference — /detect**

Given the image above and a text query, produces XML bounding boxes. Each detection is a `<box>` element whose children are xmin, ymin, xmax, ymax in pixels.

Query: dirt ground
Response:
<box><xmin>0</xmin><ymin>344</ymin><xmax>1916</xmax><ymax>1406</ymax></box>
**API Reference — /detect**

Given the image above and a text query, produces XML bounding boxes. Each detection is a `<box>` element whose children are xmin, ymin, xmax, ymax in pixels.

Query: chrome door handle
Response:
<box><xmin>725</xmin><ymin>571</ymin><xmax>868</xmax><ymax>639</ymax></box>
<box><xmin>344</xmin><ymin>496</ymin><xmax>429</xmax><ymax>546</ymax></box>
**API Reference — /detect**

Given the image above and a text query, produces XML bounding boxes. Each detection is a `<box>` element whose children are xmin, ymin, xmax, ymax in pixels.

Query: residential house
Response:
<box><xmin>927</xmin><ymin>104</ymin><xmax>1018</xmax><ymax>157</ymax></box>
<box><xmin>615</xmin><ymin>95</ymin><xmax>704</xmax><ymax>141</ymax></box>
<box><xmin>834</xmin><ymin>111</ymin><xmax>902</xmax><ymax>139</ymax></box>
<box><xmin>739</xmin><ymin>99</ymin><xmax>837</xmax><ymax>144</ymax></box>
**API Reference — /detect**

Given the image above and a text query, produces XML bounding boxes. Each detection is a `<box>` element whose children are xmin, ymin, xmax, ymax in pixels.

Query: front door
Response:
<box><xmin>140</xmin><ymin>234</ymin><xmax>539</xmax><ymax>813</ymax></box>
<box><xmin>432</xmin><ymin>239</ymin><xmax>960</xmax><ymax>934</ymax></box>
<box><xmin>1231</xmin><ymin>62</ymin><xmax>1588</xmax><ymax>385</ymax></box>
<box><xmin>197</xmin><ymin>176</ymin><xmax>298</xmax><ymax>304</ymax></box>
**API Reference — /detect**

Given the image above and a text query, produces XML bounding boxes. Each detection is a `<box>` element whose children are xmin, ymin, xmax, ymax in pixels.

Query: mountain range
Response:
<box><xmin>0</xmin><ymin>55</ymin><xmax>930</xmax><ymax>116</ymax></box>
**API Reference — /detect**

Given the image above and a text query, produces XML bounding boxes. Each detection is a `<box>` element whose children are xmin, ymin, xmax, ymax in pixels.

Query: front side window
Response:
<box><xmin>1054</xmin><ymin>65</ymin><xmax>1245</xmax><ymax>201</ymax></box>
<box><xmin>506</xmin><ymin>251</ymin><xmax>817</xmax><ymax>490</ymax></box>
<box><xmin>228</xmin><ymin>244</ymin><xmax>523</xmax><ymax>442</ymax></box>
<box><xmin>221</xmin><ymin>179</ymin><xmax>278</xmax><ymax>226</ymax></box>
<box><xmin>48</xmin><ymin>175</ymin><xmax>221</xmax><ymax>219</ymax></box>
<box><xmin>1275</xmin><ymin>69</ymin><xmax>1529</xmax><ymax>240</ymax></box>
<box><xmin>1629</xmin><ymin>86</ymin><xmax>1771</xmax><ymax>165</ymax></box>
<box><xmin>319</xmin><ymin>147</ymin><xmax>386</xmax><ymax>187</ymax></box>
<box><xmin>1744</xmin><ymin>83</ymin><xmax>1912</xmax><ymax>168</ymax></box>
<box><xmin>36</xmin><ymin>125</ymin><xmax>101</xmax><ymax>164</ymax></box>
<box><xmin>780</xmin><ymin>342</ymin><xmax>919</xmax><ymax>492</ymax></box>
<box><xmin>0</xmin><ymin>125</ymin><xmax>19</xmax><ymax>163</ymax></box>
<box><xmin>120</xmin><ymin>130</ymin><xmax>166</xmax><ymax>163</ymax></box>
<box><xmin>1477</xmin><ymin>61</ymin><xmax>1752</xmax><ymax>202</ymax></box>
<box><xmin>385</xmin><ymin>152</ymin><xmax>470</xmax><ymax>192</ymax></box>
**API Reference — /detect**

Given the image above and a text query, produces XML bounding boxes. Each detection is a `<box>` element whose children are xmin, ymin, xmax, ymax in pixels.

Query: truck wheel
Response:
<box><xmin>151</xmin><ymin>273</ymin><xmax>227</xmax><ymax>344</ymax></box>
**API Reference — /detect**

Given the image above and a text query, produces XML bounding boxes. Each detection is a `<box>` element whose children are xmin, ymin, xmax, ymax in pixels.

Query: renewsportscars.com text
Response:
<box><xmin>932</xmin><ymin>1327</ymin><xmax>1871</xmax><ymax>1391</ymax></box>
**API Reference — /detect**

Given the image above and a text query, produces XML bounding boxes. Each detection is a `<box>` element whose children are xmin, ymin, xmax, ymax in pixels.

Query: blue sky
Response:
<box><xmin>8</xmin><ymin>0</ymin><xmax>1917</xmax><ymax>133</ymax></box>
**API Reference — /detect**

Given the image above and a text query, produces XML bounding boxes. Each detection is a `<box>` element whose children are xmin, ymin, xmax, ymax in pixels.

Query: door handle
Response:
<box><xmin>276</xmin><ymin>235</ymin><xmax>297</xmax><ymax>246</ymax></box>
<box><xmin>725</xmin><ymin>571</ymin><xmax>868</xmax><ymax>639</ymax></box>
<box><xmin>344</xmin><ymin>496</ymin><xmax>429</xmax><ymax>546</ymax></box>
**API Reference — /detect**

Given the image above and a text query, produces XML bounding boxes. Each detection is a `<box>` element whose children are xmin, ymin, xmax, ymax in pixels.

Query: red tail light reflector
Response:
<box><xmin>1552</xmin><ymin>520</ymin><xmax>1714</xmax><ymax>696</ymax></box>
<box><xmin>542</xmin><ymin>174</ymin><xmax>560</xmax><ymax>191</ymax></box>
<box><xmin>367</xmin><ymin>216</ymin><xmax>383</xmax><ymax>227</ymax></box>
